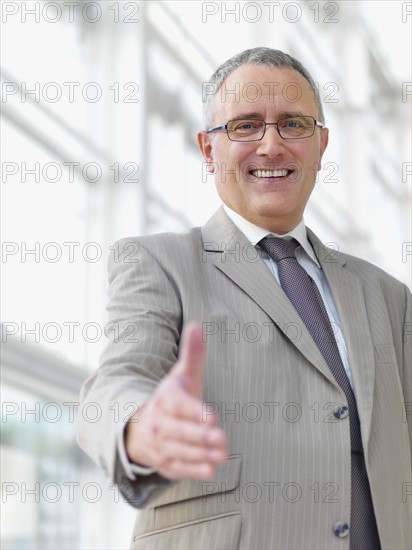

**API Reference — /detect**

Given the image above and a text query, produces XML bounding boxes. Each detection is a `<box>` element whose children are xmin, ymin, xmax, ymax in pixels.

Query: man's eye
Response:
<box><xmin>235</xmin><ymin>121</ymin><xmax>261</xmax><ymax>131</ymax></box>
<box><xmin>285</xmin><ymin>120</ymin><xmax>301</xmax><ymax>128</ymax></box>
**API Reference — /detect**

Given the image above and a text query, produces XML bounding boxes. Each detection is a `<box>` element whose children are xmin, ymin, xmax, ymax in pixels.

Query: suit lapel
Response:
<box><xmin>201</xmin><ymin>208</ymin><xmax>337</xmax><ymax>388</ymax></box>
<box><xmin>307</xmin><ymin>228</ymin><xmax>376</xmax><ymax>445</ymax></box>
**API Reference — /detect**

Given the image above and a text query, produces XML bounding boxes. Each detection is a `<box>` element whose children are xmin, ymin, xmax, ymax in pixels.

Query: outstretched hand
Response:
<box><xmin>125</xmin><ymin>323</ymin><xmax>228</xmax><ymax>480</ymax></box>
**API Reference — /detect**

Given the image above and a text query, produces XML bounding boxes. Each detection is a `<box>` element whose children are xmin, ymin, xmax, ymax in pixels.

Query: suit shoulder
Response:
<box><xmin>309</xmin><ymin>227</ymin><xmax>408</xmax><ymax>295</ymax></box>
<box><xmin>337</xmin><ymin>249</ymin><xmax>409</xmax><ymax>295</ymax></box>
<box><xmin>113</xmin><ymin>227</ymin><xmax>203</xmax><ymax>262</ymax></box>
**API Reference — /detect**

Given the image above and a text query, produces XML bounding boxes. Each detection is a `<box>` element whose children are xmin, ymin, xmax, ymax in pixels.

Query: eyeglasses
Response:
<box><xmin>206</xmin><ymin>116</ymin><xmax>324</xmax><ymax>141</ymax></box>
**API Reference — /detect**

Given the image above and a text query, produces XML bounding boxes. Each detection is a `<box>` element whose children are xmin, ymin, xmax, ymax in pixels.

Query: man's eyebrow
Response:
<box><xmin>229</xmin><ymin>111</ymin><xmax>308</xmax><ymax>121</ymax></box>
<box><xmin>230</xmin><ymin>113</ymin><xmax>264</xmax><ymax>121</ymax></box>
<box><xmin>279</xmin><ymin>111</ymin><xmax>306</xmax><ymax>118</ymax></box>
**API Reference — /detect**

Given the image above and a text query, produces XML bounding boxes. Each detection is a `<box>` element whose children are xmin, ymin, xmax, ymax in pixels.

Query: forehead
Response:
<box><xmin>213</xmin><ymin>64</ymin><xmax>318</xmax><ymax>120</ymax></box>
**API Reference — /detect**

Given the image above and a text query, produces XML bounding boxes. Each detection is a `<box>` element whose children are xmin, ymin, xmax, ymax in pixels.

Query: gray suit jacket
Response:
<box><xmin>78</xmin><ymin>207</ymin><xmax>411</xmax><ymax>549</ymax></box>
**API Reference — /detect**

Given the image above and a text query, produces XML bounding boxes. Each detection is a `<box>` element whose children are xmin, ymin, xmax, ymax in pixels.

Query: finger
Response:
<box><xmin>172</xmin><ymin>323</ymin><xmax>206</xmax><ymax>399</ymax></box>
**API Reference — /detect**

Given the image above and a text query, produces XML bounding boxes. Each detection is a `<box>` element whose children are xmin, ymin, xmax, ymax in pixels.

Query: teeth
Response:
<box><xmin>252</xmin><ymin>169</ymin><xmax>289</xmax><ymax>178</ymax></box>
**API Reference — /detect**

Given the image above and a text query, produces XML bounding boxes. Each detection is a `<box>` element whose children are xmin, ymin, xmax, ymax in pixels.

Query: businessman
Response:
<box><xmin>78</xmin><ymin>48</ymin><xmax>411</xmax><ymax>549</ymax></box>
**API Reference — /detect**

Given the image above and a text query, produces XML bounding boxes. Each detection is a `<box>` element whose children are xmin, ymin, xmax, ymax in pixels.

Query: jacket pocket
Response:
<box><xmin>132</xmin><ymin>511</ymin><xmax>241</xmax><ymax>549</ymax></box>
<box><xmin>147</xmin><ymin>454</ymin><xmax>241</xmax><ymax>509</ymax></box>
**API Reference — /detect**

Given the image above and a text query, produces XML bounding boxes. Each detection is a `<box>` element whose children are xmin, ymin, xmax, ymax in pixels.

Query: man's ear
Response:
<box><xmin>317</xmin><ymin>127</ymin><xmax>329</xmax><ymax>171</ymax></box>
<box><xmin>197</xmin><ymin>130</ymin><xmax>214</xmax><ymax>164</ymax></box>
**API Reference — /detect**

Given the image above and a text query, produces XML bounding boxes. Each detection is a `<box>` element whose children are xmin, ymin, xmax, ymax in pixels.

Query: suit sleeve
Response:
<box><xmin>77</xmin><ymin>237</ymin><xmax>182</xmax><ymax>507</ymax></box>
<box><xmin>403</xmin><ymin>284</ymin><xmax>412</xmax><ymax>449</ymax></box>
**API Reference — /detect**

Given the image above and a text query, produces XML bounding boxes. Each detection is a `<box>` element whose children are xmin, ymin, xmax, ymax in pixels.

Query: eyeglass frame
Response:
<box><xmin>206</xmin><ymin>116</ymin><xmax>324</xmax><ymax>141</ymax></box>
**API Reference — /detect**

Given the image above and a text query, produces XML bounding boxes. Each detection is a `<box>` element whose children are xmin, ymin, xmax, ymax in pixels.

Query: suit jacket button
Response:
<box><xmin>334</xmin><ymin>406</ymin><xmax>349</xmax><ymax>419</ymax></box>
<box><xmin>333</xmin><ymin>521</ymin><xmax>350</xmax><ymax>538</ymax></box>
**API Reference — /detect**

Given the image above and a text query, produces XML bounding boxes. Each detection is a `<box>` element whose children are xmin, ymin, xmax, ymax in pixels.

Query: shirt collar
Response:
<box><xmin>222</xmin><ymin>204</ymin><xmax>321</xmax><ymax>268</ymax></box>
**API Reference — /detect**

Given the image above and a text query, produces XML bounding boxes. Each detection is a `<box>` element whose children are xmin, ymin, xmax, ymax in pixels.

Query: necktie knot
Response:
<box><xmin>259</xmin><ymin>237</ymin><xmax>298</xmax><ymax>262</ymax></box>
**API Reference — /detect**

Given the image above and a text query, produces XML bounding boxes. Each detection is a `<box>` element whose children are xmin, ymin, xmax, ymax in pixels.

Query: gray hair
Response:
<box><xmin>202</xmin><ymin>47</ymin><xmax>324</xmax><ymax>129</ymax></box>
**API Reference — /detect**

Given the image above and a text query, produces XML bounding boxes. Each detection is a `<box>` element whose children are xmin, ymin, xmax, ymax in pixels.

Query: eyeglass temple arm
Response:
<box><xmin>206</xmin><ymin>124</ymin><xmax>228</xmax><ymax>133</ymax></box>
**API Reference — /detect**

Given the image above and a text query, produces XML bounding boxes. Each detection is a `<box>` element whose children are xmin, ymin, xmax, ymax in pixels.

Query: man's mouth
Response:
<box><xmin>250</xmin><ymin>169</ymin><xmax>293</xmax><ymax>179</ymax></box>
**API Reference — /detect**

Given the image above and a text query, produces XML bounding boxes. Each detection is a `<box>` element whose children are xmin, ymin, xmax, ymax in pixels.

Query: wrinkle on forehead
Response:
<box><xmin>212</xmin><ymin>65</ymin><xmax>319</xmax><ymax>123</ymax></box>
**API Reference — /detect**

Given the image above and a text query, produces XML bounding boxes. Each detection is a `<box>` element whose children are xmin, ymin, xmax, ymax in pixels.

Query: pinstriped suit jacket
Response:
<box><xmin>78</xmin><ymin>207</ymin><xmax>412</xmax><ymax>550</ymax></box>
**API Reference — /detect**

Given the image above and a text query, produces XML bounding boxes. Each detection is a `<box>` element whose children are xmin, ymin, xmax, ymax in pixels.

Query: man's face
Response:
<box><xmin>198</xmin><ymin>64</ymin><xmax>329</xmax><ymax>234</ymax></box>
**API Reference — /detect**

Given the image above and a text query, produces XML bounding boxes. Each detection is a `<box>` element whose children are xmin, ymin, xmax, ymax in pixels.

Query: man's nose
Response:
<box><xmin>255</xmin><ymin>124</ymin><xmax>287</xmax><ymax>157</ymax></box>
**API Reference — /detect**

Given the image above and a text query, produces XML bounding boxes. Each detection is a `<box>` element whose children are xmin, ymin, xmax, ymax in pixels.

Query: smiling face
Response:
<box><xmin>198</xmin><ymin>64</ymin><xmax>329</xmax><ymax>234</ymax></box>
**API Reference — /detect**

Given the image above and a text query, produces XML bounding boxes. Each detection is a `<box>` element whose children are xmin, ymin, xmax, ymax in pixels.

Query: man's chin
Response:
<box><xmin>242</xmin><ymin>205</ymin><xmax>301</xmax><ymax>232</ymax></box>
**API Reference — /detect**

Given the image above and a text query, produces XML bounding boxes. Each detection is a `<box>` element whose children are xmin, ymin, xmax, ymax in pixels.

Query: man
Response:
<box><xmin>78</xmin><ymin>48</ymin><xmax>411</xmax><ymax>549</ymax></box>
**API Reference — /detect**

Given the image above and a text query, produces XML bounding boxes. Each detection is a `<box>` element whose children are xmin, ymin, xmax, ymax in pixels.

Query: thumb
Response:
<box><xmin>172</xmin><ymin>323</ymin><xmax>206</xmax><ymax>400</ymax></box>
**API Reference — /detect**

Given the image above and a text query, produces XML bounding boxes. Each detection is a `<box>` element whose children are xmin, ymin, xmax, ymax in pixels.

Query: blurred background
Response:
<box><xmin>1</xmin><ymin>1</ymin><xmax>411</xmax><ymax>548</ymax></box>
